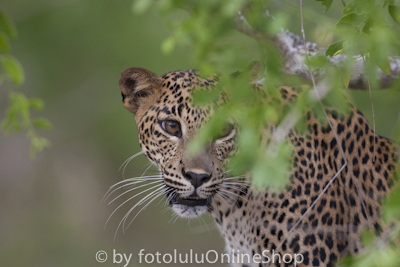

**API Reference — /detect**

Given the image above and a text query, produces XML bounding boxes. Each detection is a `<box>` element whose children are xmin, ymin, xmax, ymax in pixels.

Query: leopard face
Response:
<box><xmin>119</xmin><ymin>67</ymin><xmax>235</xmax><ymax>218</ymax></box>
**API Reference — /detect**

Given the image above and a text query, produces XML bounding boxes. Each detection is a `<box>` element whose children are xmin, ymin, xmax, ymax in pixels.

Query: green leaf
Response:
<box><xmin>389</xmin><ymin>4</ymin><xmax>400</xmax><ymax>25</ymax></box>
<box><xmin>1</xmin><ymin>55</ymin><xmax>25</xmax><ymax>85</ymax></box>
<box><xmin>376</xmin><ymin>57</ymin><xmax>391</xmax><ymax>76</ymax></box>
<box><xmin>316</xmin><ymin>0</ymin><xmax>333</xmax><ymax>12</ymax></box>
<box><xmin>334</xmin><ymin>49</ymin><xmax>343</xmax><ymax>56</ymax></box>
<box><xmin>343</xmin><ymin>71</ymin><xmax>352</xmax><ymax>89</ymax></box>
<box><xmin>0</xmin><ymin>7</ymin><xmax>17</xmax><ymax>38</ymax></box>
<box><xmin>132</xmin><ymin>0</ymin><xmax>153</xmax><ymax>14</ymax></box>
<box><xmin>29</xmin><ymin>98</ymin><xmax>44</xmax><ymax>110</ymax></box>
<box><xmin>30</xmin><ymin>137</ymin><xmax>50</xmax><ymax>159</ymax></box>
<box><xmin>161</xmin><ymin>36</ymin><xmax>175</xmax><ymax>55</ymax></box>
<box><xmin>336</xmin><ymin>12</ymin><xmax>361</xmax><ymax>27</ymax></box>
<box><xmin>192</xmin><ymin>87</ymin><xmax>221</xmax><ymax>105</ymax></box>
<box><xmin>1</xmin><ymin>92</ymin><xmax>29</xmax><ymax>133</ymax></box>
<box><xmin>384</xmin><ymin>184</ymin><xmax>400</xmax><ymax>220</ymax></box>
<box><xmin>228</xmin><ymin>127</ymin><xmax>259</xmax><ymax>175</ymax></box>
<box><xmin>343</xmin><ymin>0</ymin><xmax>376</xmax><ymax>15</ymax></box>
<box><xmin>325</xmin><ymin>40</ymin><xmax>345</xmax><ymax>57</ymax></box>
<box><xmin>343</xmin><ymin>58</ymin><xmax>356</xmax><ymax>89</ymax></box>
<box><xmin>328</xmin><ymin>88</ymin><xmax>349</xmax><ymax>113</ymax></box>
<box><xmin>1</xmin><ymin>93</ymin><xmax>21</xmax><ymax>133</ymax></box>
<box><xmin>14</xmin><ymin>92</ymin><xmax>30</xmax><ymax>125</ymax></box>
<box><xmin>33</xmin><ymin>118</ymin><xmax>52</xmax><ymax>130</ymax></box>
<box><xmin>384</xmin><ymin>0</ymin><xmax>395</xmax><ymax>7</ymax></box>
<box><xmin>361</xmin><ymin>229</ymin><xmax>375</xmax><ymax>246</ymax></box>
<box><xmin>343</xmin><ymin>0</ymin><xmax>365</xmax><ymax>15</ymax></box>
<box><xmin>0</xmin><ymin>33</ymin><xmax>9</xmax><ymax>52</ymax></box>
<box><xmin>338</xmin><ymin>255</ymin><xmax>357</xmax><ymax>266</ymax></box>
<box><xmin>362</xmin><ymin>17</ymin><xmax>374</xmax><ymax>34</ymax></box>
<box><xmin>252</xmin><ymin>142</ymin><xmax>292</xmax><ymax>189</ymax></box>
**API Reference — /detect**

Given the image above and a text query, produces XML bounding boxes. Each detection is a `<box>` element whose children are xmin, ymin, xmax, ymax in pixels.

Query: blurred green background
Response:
<box><xmin>0</xmin><ymin>1</ymin><xmax>399</xmax><ymax>267</ymax></box>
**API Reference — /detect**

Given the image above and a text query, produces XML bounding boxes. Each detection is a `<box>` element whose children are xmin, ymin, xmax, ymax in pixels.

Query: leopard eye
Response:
<box><xmin>219</xmin><ymin>124</ymin><xmax>233</xmax><ymax>138</ymax></box>
<box><xmin>161</xmin><ymin>120</ymin><xmax>182</xmax><ymax>137</ymax></box>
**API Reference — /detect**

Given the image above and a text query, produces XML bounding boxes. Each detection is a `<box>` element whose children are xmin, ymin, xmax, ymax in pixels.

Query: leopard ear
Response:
<box><xmin>119</xmin><ymin>67</ymin><xmax>161</xmax><ymax>114</ymax></box>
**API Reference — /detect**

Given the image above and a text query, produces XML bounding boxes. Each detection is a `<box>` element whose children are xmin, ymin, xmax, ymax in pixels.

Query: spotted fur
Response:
<box><xmin>118</xmin><ymin>67</ymin><xmax>397</xmax><ymax>267</ymax></box>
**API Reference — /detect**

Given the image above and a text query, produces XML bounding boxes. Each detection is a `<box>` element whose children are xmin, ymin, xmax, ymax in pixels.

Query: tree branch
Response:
<box><xmin>275</xmin><ymin>30</ymin><xmax>400</xmax><ymax>89</ymax></box>
<box><xmin>236</xmin><ymin>16</ymin><xmax>400</xmax><ymax>90</ymax></box>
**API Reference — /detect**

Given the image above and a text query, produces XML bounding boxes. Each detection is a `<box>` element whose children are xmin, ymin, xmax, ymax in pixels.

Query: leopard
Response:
<box><xmin>116</xmin><ymin>66</ymin><xmax>398</xmax><ymax>267</ymax></box>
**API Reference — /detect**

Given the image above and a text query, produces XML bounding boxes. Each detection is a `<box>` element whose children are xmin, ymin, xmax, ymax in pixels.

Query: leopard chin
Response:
<box><xmin>171</xmin><ymin>204</ymin><xmax>209</xmax><ymax>218</ymax></box>
<box><xmin>169</xmin><ymin>195</ymin><xmax>211</xmax><ymax>218</ymax></box>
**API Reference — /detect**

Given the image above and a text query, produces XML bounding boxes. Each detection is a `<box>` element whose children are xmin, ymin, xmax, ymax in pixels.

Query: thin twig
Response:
<box><xmin>362</xmin><ymin>56</ymin><xmax>377</xmax><ymax>162</ymax></box>
<box><xmin>274</xmin><ymin>164</ymin><xmax>347</xmax><ymax>255</ymax></box>
<box><xmin>273</xmin><ymin>0</ymin><xmax>374</xmax><ymax>257</ymax></box>
<box><xmin>368</xmin><ymin>80</ymin><xmax>377</xmax><ymax>163</ymax></box>
<box><xmin>298</xmin><ymin>0</ymin><xmax>373</xmax><ymax>232</ymax></box>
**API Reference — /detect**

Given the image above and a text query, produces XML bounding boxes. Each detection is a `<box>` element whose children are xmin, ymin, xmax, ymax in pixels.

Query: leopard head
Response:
<box><xmin>119</xmin><ymin>67</ymin><xmax>236</xmax><ymax>218</ymax></box>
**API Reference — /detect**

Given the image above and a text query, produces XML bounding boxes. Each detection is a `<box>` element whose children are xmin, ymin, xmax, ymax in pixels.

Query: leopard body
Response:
<box><xmin>117</xmin><ymin>67</ymin><xmax>397</xmax><ymax>267</ymax></box>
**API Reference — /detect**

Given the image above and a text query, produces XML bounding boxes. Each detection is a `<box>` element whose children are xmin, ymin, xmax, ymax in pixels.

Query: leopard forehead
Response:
<box><xmin>135</xmin><ymin>69</ymin><xmax>220</xmax><ymax>156</ymax></box>
<box><xmin>142</xmin><ymin>70</ymin><xmax>216</xmax><ymax>132</ymax></box>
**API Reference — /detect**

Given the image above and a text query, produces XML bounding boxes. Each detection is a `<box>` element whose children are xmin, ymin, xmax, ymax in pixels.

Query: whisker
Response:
<box><xmin>105</xmin><ymin>174</ymin><xmax>162</xmax><ymax>190</ymax></box>
<box><xmin>140</xmin><ymin>163</ymin><xmax>155</xmax><ymax>177</ymax></box>
<box><xmin>105</xmin><ymin>183</ymin><xmax>163</xmax><ymax>229</ymax></box>
<box><xmin>215</xmin><ymin>191</ymin><xmax>231</xmax><ymax>206</ymax></box>
<box><xmin>119</xmin><ymin>170</ymin><xmax>160</xmax><ymax>178</ymax></box>
<box><xmin>222</xmin><ymin>184</ymin><xmax>249</xmax><ymax>195</ymax></box>
<box><xmin>223</xmin><ymin>184</ymin><xmax>249</xmax><ymax>193</ymax></box>
<box><xmin>124</xmin><ymin>188</ymin><xmax>167</xmax><ymax>231</ymax></box>
<box><xmin>169</xmin><ymin>213</ymin><xmax>179</xmax><ymax>224</ymax></box>
<box><xmin>224</xmin><ymin>181</ymin><xmax>250</xmax><ymax>186</ymax></box>
<box><xmin>166</xmin><ymin>191</ymin><xmax>177</xmax><ymax>204</ymax></box>
<box><xmin>173</xmin><ymin>214</ymin><xmax>180</xmax><ymax>224</ymax></box>
<box><xmin>198</xmin><ymin>215</ymin><xmax>211</xmax><ymax>235</ymax></box>
<box><xmin>119</xmin><ymin>151</ymin><xmax>144</xmax><ymax>178</ymax></box>
<box><xmin>161</xmin><ymin>206</ymin><xmax>170</xmax><ymax>215</ymax></box>
<box><xmin>114</xmin><ymin>186</ymin><xmax>165</xmax><ymax>239</ymax></box>
<box><xmin>224</xmin><ymin>179</ymin><xmax>249</xmax><ymax>183</ymax></box>
<box><xmin>224</xmin><ymin>176</ymin><xmax>247</xmax><ymax>180</ymax></box>
<box><xmin>154</xmin><ymin>187</ymin><xmax>173</xmax><ymax>206</ymax></box>
<box><xmin>124</xmin><ymin>174</ymin><xmax>163</xmax><ymax>180</ymax></box>
<box><xmin>108</xmin><ymin>180</ymin><xmax>162</xmax><ymax>205</ymax></box>
<box><xmin>218</xmin><ymin>191</ymin><xmax>240</xmax><ymax>207</ymax></box>
<box><xmin>104</xmin><ymin>175</ymin><xmax>162</xmax><ymax>196</ymax></box>
<box><xmin>118</xmin><ymin>153</ymin><xmax>140</xmax><ymax>172</ymax></box>
<box><xmin>219</xmin><ymin>188</ymin><xmax>249</xmax><ymax>202</ymax></box>
<box><xmin>103</xmin><ymin>177</ymin><xmax>162</xmax><ymax>202</ymax></box>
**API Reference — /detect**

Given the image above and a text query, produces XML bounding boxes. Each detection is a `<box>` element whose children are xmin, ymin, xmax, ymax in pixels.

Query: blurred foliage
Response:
<box><xmin>0</xmin><ymin>6</ymin><xmax>51</xmax><ymax>158</ymax></box>
<box><xmin>325</xmin><ymin>0</ymin><xmax>400</xmax><ymax>85</ymax></box>
<box><xmin>0</xmin><ymin>1</ymin><xmax>224</xmax><ymax>266</ymax></box>
<box><xmin>133</xmin><ymin>0</ymin><xmax>400</xmax><ymax>184</ymax></box>
<box><xmin>339</xmin><ymin>219</ymin><xmax>400</xmax><ymax>267</ymax></box>
<box><xmin>0</xmin><ymin>0</ymin><xmax>398</xmax><ymax>266</ymax></box>
<box><xmin>132</xmin><ymin>0</ymin><xmax>400</xmax><ymax>265</ymax></box>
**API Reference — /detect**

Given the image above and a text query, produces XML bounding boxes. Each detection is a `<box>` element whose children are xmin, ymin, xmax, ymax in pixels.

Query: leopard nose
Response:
<box><xmin>182</xmin><ymin>169</ymin><xmax>212</xmax><ymax>188</ymax></box>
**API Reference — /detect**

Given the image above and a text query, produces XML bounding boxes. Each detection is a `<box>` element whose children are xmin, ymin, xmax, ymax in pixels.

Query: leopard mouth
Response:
<box><xmin>170</xmin><ymin>195</ymin><xmax>209</xmax><ymax>207</ymax></box>
<box><xmin>165</xmin><ymin>187</ymin><xmax>215</xmax><ymax>218</ymax></box>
